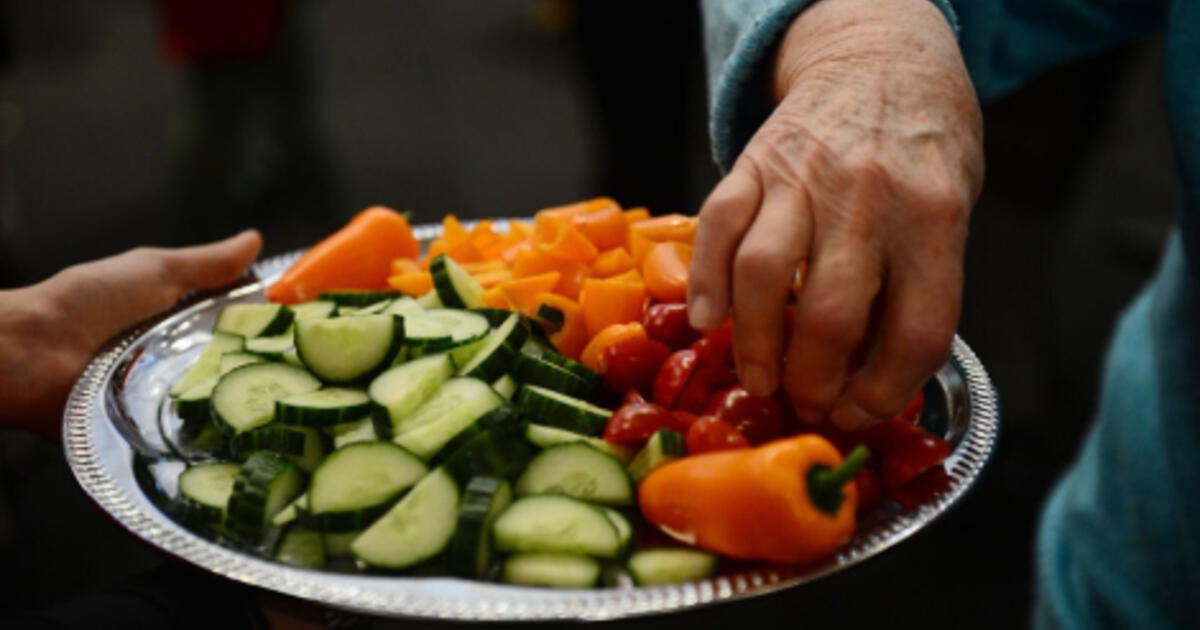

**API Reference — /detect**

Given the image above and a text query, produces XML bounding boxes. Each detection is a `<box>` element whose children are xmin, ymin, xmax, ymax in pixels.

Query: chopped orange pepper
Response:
<box><xmin>534</xmin><ymin>215</ymin><xmax>598</xmax><ymax>264</ymax></box>
<box><xmin>460</xmin><ymin>259</ymin><xmax>508</xmax><ymax>274</ymax></box>
<box><xmin>623</xmin><ymin>207</ymin><xmax>650</xmax><ymax>225</ymax></box>
<box><xmin>608</xmin><ymin>268</ymin><xmax>644</xmax><ymax>285</ymax></box>
<box><xmin>639</xmin><ymin>437</ymin><xmax>865</xmax><ymax>565</ymax></box>
<box><xmin>512</xmin><ymin>246</ymin><xmax>563</xmax><ymax>278</ymax></box>
<box><xmin>472</xmin><ymin>268</ymin><xmax>514</xmax><ymax>289</ymax></box>
<box><xmin>538</xmin><ymin>197</ymin><xmax>620</xmax><ymax>223</ymax></box>
<box><xmin>590</xmin><ymin>247</ymin><xmax>636</xmax><ymax>278</ymax></box>
<box><xmin>630</xmin><ymin>214</ymin><xmax>696</xmax><ymax>244</ymax></box>
<box><xmin>642</xmin><ymin>241</ymin><xmax>693</xmax><ymax>303</ymax></box>
<box><xmin>506</xmin><ymin>219</ymin><xmax>533</xmax><ymax>241</ymax></box>
<box><xmin>442</xmin><ymin>214</ymin><xmax>469</xmax><ymax>246</ymax></box>
<box><xmin>388</xmin><ymin>271</ymin><xmax>433</xmax><ymax>296</ymax></box>
<box><xmin>534</xmin><ymin>293</ymin><xmax>588</xmax><ymax>359</ymax></box>
<box><xmin>500</xmin><ymin>272</ymin><xmax>561</xmax><ymax>313</ymax></box>
<box><xmin>482</xmin><ymin>286</ymin><xmax>514</xmax><ymax>310</ymax></box>
<box><xmin>554</xmin><ymin>261</ymin><xmax>590</xmax><ymax>301</ymax></box>
<box><xmin>500</xmin><ymin>241</ymin><xmax>531</xmax><ymax>266</ymax></box>
<box><xmin>391</xmin><ymin>257</ymin><xmax>422</xmax><ymax>275</ymax></box>
<box><xmin>572</xmin><ymin>204</ymin><xmax>627</xmax><ymax>251</ymax></box>
<box><xmin>579</xmin><ymin>322</ymin><xmax>647</xmax><ymax>373</ymax></box>
<box><xmin>420</xmin><ymin>239</ymin><xmax>448</xmax><ymax>269</ymax></box>
<box><xmin>628</xmin><ymin>230</ymin><xmax>656</xmax><ymax>267</ymax></box>
<box><xmin>579</xmin><ymin>277</ymin><xmax>646</xmax><ymax>339</ymax></box>
<box><xmin>267</xmin><ymin>206</ymin><xmax>420</xmax><ymax>303</ymax></box>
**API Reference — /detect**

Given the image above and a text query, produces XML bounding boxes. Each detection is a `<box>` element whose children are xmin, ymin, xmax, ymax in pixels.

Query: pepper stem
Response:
<box><xmin>807</xmin><ymin>445</ymin><xmax>870</xmax><ymax>516</ymax></box>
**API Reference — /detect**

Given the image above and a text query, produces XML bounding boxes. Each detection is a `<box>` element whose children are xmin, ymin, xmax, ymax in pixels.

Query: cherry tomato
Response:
<box><xmin>897</xmin><ymin>389</ymin><xmax>925</xmax><ymax>423</ymax></box>
<box><xmin>603</xmin><ymin>402</ymin><xmax>680</xmax><ymax>448</ymax></box>
<box><xmin>690</xmin><ymin>320</ymin><xmax>733</xmax><ymax>369</ymax></box>
<box><xmin>880</xmin><ymin>434</ymin><xmax>952</xmax><ymax>490</ymax></box>
<box><xmin>674</xmin><ymin>366</ymin><xmax>738</xmax><ymax>414</ymax></box>
<box><xmin>852</xmin><ymin>416</ymin><xmax>929</xmax><ymax>451</ymax></box>
<box><xmin>703</xmin><ymin>386</ymin><xmax>787</xmax><ymax>445</ymax></box>
<box><xmin>889</xmin><ymin>466</ymin><xmax>952</xmax><ymax>511</ymax></box>
<box><xmin>685</xmin><ymin>415</ymin><xmax>751</xmax><ymax>454</ymax></box>
<box><xmin>670</xmin><ymin>410</ymin><xmax>700</xmax><ymax>428</ymax></box>
<box><xmin>854</xmin><ymin>466</ymin><xmax>883</xmax><ymax>513</ymax></box>
<box><xmin>652</xmin><ymin>349</ymin><xmax>697</xmax><ymax>408</ymax></box>
<box><xmin>622</xmin><ymin>389</ymin><xmax>648</xmax><ymax>406</ymax></box>
<box><xmin>642</xmin><ymin>303</ymin><xmax>701</xmax><ymax>351</ymax></box>
<box><xmin>601</xmin><ymin>337</ymin><xmax>671</xmax><ymax>396</ymax></box>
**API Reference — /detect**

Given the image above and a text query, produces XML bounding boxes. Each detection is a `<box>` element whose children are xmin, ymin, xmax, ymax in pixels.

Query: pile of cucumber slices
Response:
<box><xmin>167</xmin><ymin>255</ymin><xmax>714</xmax><ymax>588</ymax></box>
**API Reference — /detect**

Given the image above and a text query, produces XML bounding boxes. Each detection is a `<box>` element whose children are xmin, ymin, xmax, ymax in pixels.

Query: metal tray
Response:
<box><xmin>62</xmin><ymin>222</ymin><xmax>999</xmax><ymax>622</ymax></box>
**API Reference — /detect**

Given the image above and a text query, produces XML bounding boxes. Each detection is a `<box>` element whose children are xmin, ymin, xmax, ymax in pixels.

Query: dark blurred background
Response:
<box><xmin>0</xmin><ymin>1</ymin><xmax>1177</xmax><ymax>628</ymax></box>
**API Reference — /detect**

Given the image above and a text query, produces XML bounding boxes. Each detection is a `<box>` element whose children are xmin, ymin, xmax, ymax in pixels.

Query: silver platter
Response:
<box><xmin>62</xmin><ymin>221</ymin><xmax>999</xmax><ymax>622</ymax></box>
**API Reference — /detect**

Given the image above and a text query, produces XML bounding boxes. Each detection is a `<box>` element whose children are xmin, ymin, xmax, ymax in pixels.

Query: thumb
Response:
<box><xmin>163</xmin><ymin>229</ymin><xmax>264</xmax><ymax>291</ymax></box>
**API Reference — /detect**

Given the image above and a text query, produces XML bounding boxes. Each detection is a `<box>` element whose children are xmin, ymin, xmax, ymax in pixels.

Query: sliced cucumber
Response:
<box><xmin>304</xmin><ymin>441</ymin><xmax>427</xmax><ymax>533</ymax></box>
<box><xmin>502</xmin><ymin>553</ymin><xmax>600</xmax><ymax>589</ymax></box>
<box><xmin>447</xmin><ymin>476</ymin><xmax>513</xmax><ymax>579</ymax></box>
<box><xmin>627</xmin><ymin>549</ymin><xmax>717</xmax><ymax>585</ymax></box>
<box><xmin>174</xmin><ymin>376</ymin><xmax>219</xmax><ymax>428</ymax></box>
<box><xmin>282</xmin><ymin>347</ymin><xmax>304</xmax><ymax>368</ymax></box>
<box><xmin>524</xmin><ymin>424</ymin><xmax>632</xmax><ymax>464</ymax></box>
<box><xmin>211</xmin><ymin>363</ymin><xmax>322</xmax><ymax>434</ymax></box>
<box><xmin>324</xmin><ymin>529</ymin><xmax>363</xmax><ymax>558</ymax></box>
<box><xmin>431</xmin><ymin>254</ymin><xmax>486</xmax><ymax>309</ymax></box>
<box><xmin>604</xmin><ymin>508</ymin><xmax>634</xmax><ymax>557</ymax></box>
<box><xmin>225</xmin><ymin>451</ymin><xmax>305</xmax><ymax>539</ymax></box>
<box><xmin>537</xmin><ymin>352</ymin><xmax>602</xmax><ymax>389</ymax></box>
<box><xmin>516</xmin><ymin>385</ymin><xmax>612</xmax><ymax>436</ymax></box>
<box><xmin>277</xmin><ymin>388</ymin><xmax>371</xmax><ymax>427</ymax></box>
<box><xmin>440</xmin><ymin>425</ymin><xmax>538</xmax><ymax>486</ymax></box>
<box><xmin>470</xmin><ymin>307</ymin><xmax>516</xmax><ymax>328</ymax></box>
<box><xmin>275</xmin><ymin>524</ymin><xmax>325</xmax><ymax>569</ymax></box>
<box><xmin>290</xmin><ymin>300</ymin><xmax>338</xmax><ymax>320</ymax></box>
<box><xmin>169</xmin><ymin>331</ymin><xmax>244</xmax><ymax>397</ymax></box>
<box><xmin>384</xmin><ymin>296</ymin><xmax>425</xmax><ymax>317</ymax></box>
<box><xmin>513</xmin><ymin>354</ymin><xmax>595</xmax><ymax>398</ymax></box>
<box><xmin>245</xmin><ymin>329</ymin><xmax>295</xmax><ymax>359</ymax></box>
<box><xmin>230</xmin><ymin>424</ymin><xmax>327</xmax><ymax>472</ymax></box>
<box><xmin>627</xmin><ymin>428</ymin><xmax>686</xmax><ymax>482</ymax></box>
<box><xmin>416</xmin><ymin>289</ymin><xmax>442</xmax><ymax>308</ymax></box>
<box><xmin>271</xmin><ymin>492</ymin><xmax>308</xmax><ymax>527</ymax></box>
<box><xmin>218</xmin><ymin>351</ymin><xmax>268</xmax><ymax>375</ymax></box>
<box><xmin>531</xmin><ymin>303</ymin><xmax>565</xmax><ymax>334</ymax></box>
<box><xmin>318</xmin><ymin>290</ymin><xmax>402</xmax><ymax>308</ymax></box>
<box><xmin>516</xmin><ymin>442</ymin><xmax>633</xmax><ymax>506</ymax></box>
<box><xmin>215</xmin><ymin>303</ymin><xmax>294</xmax><ymax>338</ymax></box>
<box><xmin>368</xmin><ymin>354</ymin><xmax>455</xmax><ymax>439</ymax></box>
<box><xmin>351</xmin><ymin>468</ymin><xmax>460</xmax><ymax>569</ymax></box>
<box><xmin>519</xmin><ymin>335</ymin><xmax>555</xmax><ymax>359</ymax></box>
<box><xmin>349</xmin><ymin>299</ymin><xmax>393</xmax><ymax>315</ymax></box>
<box><xmin>178</xmin><ymin>462</ymin><xmax>240</xmax><ymax>524</ymax></box>
<box><xmin>493</xmin><ymin>495</ymin><xmax>621</xmax><ymax>558</ymax></box>
<box><xmin>456</xmin><ymin>313</ymin><xmax>528</xmax><ymax>383</ymax></box>
<box><xmin>491</xmin><ymin>374</ymin><xmax>518</xmax><ymax>400</ymax></box>
<box><xmin>295</xmin><ymin>314</ymin><xmax>403</xmax><ymax>383</ymax></box>
<box><xmin>327</xmin><ymin>417</ymin><xmax>377</xmax><ymax>449</ymax></box>
<box><xmin>393</xmin><ymin>378</ymin><xmax>505</xmax><ymax>460</ymax></box>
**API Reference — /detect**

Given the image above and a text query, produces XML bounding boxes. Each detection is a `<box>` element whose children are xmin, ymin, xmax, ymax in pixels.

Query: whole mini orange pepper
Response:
<box><xmin>639</xmin><ymin>436</ymin><xmax>866</xmax><ymax>565</ymax></box>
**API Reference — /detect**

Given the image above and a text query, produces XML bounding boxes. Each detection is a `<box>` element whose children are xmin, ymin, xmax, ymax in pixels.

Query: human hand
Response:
<box><xmin>688</xmin><ymin>0</ymin><xmax>983</xmax><ymax>430</ymax></box>
<box><xmin>0</xmin><ymin>230</ymin><xmax>262</xmax><ymax>440</ymax></box>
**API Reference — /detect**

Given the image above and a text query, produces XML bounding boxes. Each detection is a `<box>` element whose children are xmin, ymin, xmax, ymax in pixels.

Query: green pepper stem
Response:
<box><xmin>807</xmin><ymin>445</ymin><xmax>870</xmax><ymax>516</ymax></box>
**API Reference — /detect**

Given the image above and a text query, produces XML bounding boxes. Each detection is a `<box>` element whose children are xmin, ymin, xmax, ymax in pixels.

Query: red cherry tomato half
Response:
<box><xmin>642</xmin><ymin>303</ymin><xmax>701</xmax><ymax>351</ymax></box>
<box><xmin>652</xmin><ymin>349</ymin><xmax>697</xmax><ymax>408</ymax></box>
<box><xmin>703</xmin><ymin>386</ymin><xmax>787</xmax><ymax>445</ymax></box>
<box><xmin>601</xmin><ymin>337</ymin><xmax>671</xmax><ymax>396</ymax></box>
<box><xmin>690</xmin><ymin>320</ymin><xmax>733</xmax><ymax>369</ymax></box>
<box><xmin>854</xmin><ymin>466</ymin><xmax>883</xmax><ymax>513</ymax></box>
<box><xmin>685</xmin><ymin>415</ymin><xmax>751</xmax><ymax>455</ymax></box>
<box><xmin>880</xmin><ymin>434</ymin><xmax>952</xmax><ymax>490</ymax></box>
<box><xmin>603</xmin><ymin>402</ymin><xmax>680</xmax><ymax>448</ymax></box>
<box><xmin>674</xmin><ymin>366</ymin><xmax>739</xmax><ymax>414</ymax></box>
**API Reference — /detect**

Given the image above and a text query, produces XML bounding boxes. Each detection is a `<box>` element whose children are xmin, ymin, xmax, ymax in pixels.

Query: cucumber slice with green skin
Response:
<box><xmin>427</xmin><ymin>402</ymin><xmax>518</xmax><ymax>463</ymax></box>
<box><xmin>323</xmin><ymin>529</ymin><xmax>363</xmax><ymax>558</ymax></box>
<box><xmin>384</xmin><ymin>296</ymin><xmax>425</xmax><ymax>317</ymax></box>
<box><xmin>537</xmin><ymin>352</ymin><xmax>602</xmax><ymax>389</ymax></box>
<box><xmin>447</xmin><ymin>476</ymin><xmax>513</xmax><ymax>579</ymax></box>
<box><xmin>493</xmin><ymin>495</ymin><xmax>621</xmax><ymax>558</ymax></box>
<box><xmin>532</xmin><ymin>303</ymin><xmax>564</xmax><ymax>333</ymax></box>
<box><xmin>447</xmin><ymin>336</ymin><xmax>488</xmax><ymax>367</ymax></box>
<box><xmin>456</xmin><ymin>314</ymin><xmax>528</xmax><ymax>383</ymax></box>
<box><xmin>393</xmin><ymin>378</ymin><xmax>505</xmax><ymax>460</ymax></box>
<box><xmin>174</xmin><ymin>376</ymin><xmax>219</xmax><ymax>427</ymax></box>
<box><xmin>211</xmin><ymin>363</ymin><xmax>322</xmax><ymax>434</ymax></box>
<box><xmin>524</xmin><ymin>423</ymin><xmax>633</xmax><ymax>464</ymax></box>
<box><xmin>439</xmin><ymin>423</ymin><xmax>538</xmax><ymax>485</ymax></box>
<box><xmin>627</xmin><ymin>428</ymin><xmax>686</xmax><ymax>482</ymax></box>
<box><xmin>277</xmin><ymin>388</ymin><xmax>371</xmax><ymax>427</ymax></box>
<box><xmin>349</xmin><ymin>299</ymin><xmax>393</xmax><ymax>315</ymax></box>
<box><xmin>470</xmin><ymin>307</ymin><xmax>516</xmax><ymax>328</ymax></box>
<box><xmin>295</xmin><ymin>314</ymin><xmax>403</xmax><ymax>383</ymax></box>
<box><xmin>178</xmin><ymin>462</ymin><xmax>241</xmax><ymax>524</ymax></box>
<box><xmin>230</xmin><ymin>424</ymin><xmax>327</xmax><ymax>472</ymax></box>
<box><xmin>225</xmin><ymin>451</ymin><xmax>305</xmax><ymax>539</ymax></box>
<box><xmin>170</xmin><ymin>331</ymin><xmax>244</xmax><ymax>397</ymax></box>
<box><xmin>515</xmin><ymin>442</ymin><xmax>634</xmax><ymax>506</ymax></box>
<box><xmin>216</xmin><ymin>304</ymin><xmax>295</xmax><ymax>338</ymax></box>
<box><xmin>318</xmin><ymin>290</ymin><xmax>403</xmax><ymax>308</ymax></box>
<box><xmin>519</xmin><ymin>335</ymin><xmax>555</xmax><ymax>359</ymax></box>
<box><xmin>603</xmin><ymin>508</ymin><xmax>633</xmax><ymax>557</ymax></box>
<box><xmin>290</xmin><ymin>300</ymin><xmax>338</xmax><ymax>320</ymax></box>
<box><xmin>502</xmin><ymin>553</ymin><xmax>600</xmax><ymax>589</ymax></box>
<box><xmin>245</xmin><ymin>329</ymin><xmax>294</xmax><ymax>359</ymax></box>
<box><xmin>219</xmin><ymin>351</ymin><xmax>268</xmax><ymax>375</ymax></box>
<box><xmin>179</xmin><ymin>419</ymin><xmax>230</xmax><ymax>456</ymax></box>
<box><xmin>516</xmin><ymin>385</ymin><xmax>612</xmax><ymax>436</ymax></box>
<box><xmin>368</xmin><ymin>354</ymin><xmax>455</xmax><ymax>440</ymax></box>
<box><xmin>491</xmin><ymin>374</ymin><xmax>518</xmax><ymax>400</ymax></box>
<box><xmin>627</xmin><ymin>549</ymin><xmax>718</xmax><ymax>585</ymax></box>
<box><xmin>513</xmin><ymin>354</ymin><xmax>595</xmax><ymax>398</ymax></box>
<box><xmin>416</xmin><ymin>290</ymin><xmax>443</xmax><ymax>308</ymax></box>
<box><xmin>351</xmin><ymin>468</ymin><xmax>461</xmax><ymax>569</ymax></box>
<box><xmin>303</xmin><ymin>441</ymin><xmax>427</xmax><ymax>533</ymax></box>
<box><xmin>282</xmin><ymin>347</ymin><xmax>304</xmax><ymax>368</ymax></box>
<box><xmin>431</xmin><ymin>254</ymin><xmax>486</xmax><ymax>309</ymax></box>
<box><xmin>271</xmin><ymin>492</ymin><xmax>308</xmax><ymax>527</ymax></box>
<box><xmin>274</xmin><ymin>524</ymin><xmax>325</xmax><ymax>569</ymax></box>
<box><xmin>328</xmin><ymin>417</ymin><xmax>377</xmax><ymax>449</ymax></box>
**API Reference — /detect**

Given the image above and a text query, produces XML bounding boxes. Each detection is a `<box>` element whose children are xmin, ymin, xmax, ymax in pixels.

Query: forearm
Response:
<box><xmin>0</xmin><ymin>285</ymin><xmax>82</xmax><ymax>438</ymax></box>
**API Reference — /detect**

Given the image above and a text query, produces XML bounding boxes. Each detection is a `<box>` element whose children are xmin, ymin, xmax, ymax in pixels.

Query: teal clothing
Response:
<box><xmin>703</xmin><ymin>1</ymin><xmax>1200</xmax><ymax>628</ymax></box>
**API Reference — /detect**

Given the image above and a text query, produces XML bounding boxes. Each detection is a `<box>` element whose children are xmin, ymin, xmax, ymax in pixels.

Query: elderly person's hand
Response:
<box><xmin>0</xmin><ymin>230</ymin><xmax>262</xmax><ymax>440</ymax></box>
<box><xmin>688</xmin><ymin>0</ymin><xmax>983</xmax><ymax>430</ymax></box>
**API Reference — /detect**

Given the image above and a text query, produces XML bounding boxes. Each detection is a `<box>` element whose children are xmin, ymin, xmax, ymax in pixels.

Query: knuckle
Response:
<box><xmin>797</xmin><ymin>303</ymin><xmax>858</xmax><ymax>348</ymax></box>
<box><xmin>839</xmin><ymin>153</ymin><xmax>888</xmax><ymax>184</ymax></box>
<box><xmin>733</xmin><ymin>247</ymin><xmax>782</xmax><ymax>284</ymax></box>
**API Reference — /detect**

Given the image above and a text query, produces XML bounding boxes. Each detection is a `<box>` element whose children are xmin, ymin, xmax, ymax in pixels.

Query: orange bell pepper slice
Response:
<box><xmin>534</xmin><ymin>215</ymin><xmax>599</xmax><ymax>264</ymax></box>
<box><xmin>391</xmin><ymin>257</ymin><xmax>422</xmax><ymax>275</ymax></box>
<box><xmin>538</xmin><ymin>197</ymin><xmax>620</xmax><ymax>223</ymax></box>
<box><xmin>623</xmin><ymin>207</ymin><xmax>650</xmax><ymax>225</ymax></box>
<box><xmin>387</xmin><ymin>271</ymin><xmax>433</xmax><ymax>296</ymax></box>
<box><xmin>472</xmin><ymin>268</ymin><xmax>514</xmax><ymax>289</ymax></box>
<box><xmin>642</xmin><ymin>241</ymin><xmax>693</xmax><ymax>303</ymax></box>
<box><xmin>267</xmin><ymin>206</ymin><xmax>420</xmax><ymax>303</ymax></box>
<box><xmin>512</xmin><ymin>246</ymin><xmax>563</xmax><ymax>278</ymax></box>
<box><xmin>608</xmin><ymin>268</ymin><xmax>643</xmax><ymax>285</ymax></box>
<box><xmin>630</xmin><ymin>214</ymin><xmax>696</xmax><ymax>244</ymax></box>
<box><xmin>534</xmin><ymin>293</ymin><xmax>588</xmax><ymax>359</ymax></box>
<box><xmin>554</xmin><ymin>261</ymin><xmax>590</xmax><ymax>302</ymax></box>
<box><xmin>482</xmin><ymin>286</ymin><xmax>514</xmax><ymax>310</ymax></box>
<box><xmin>506</xmin><ymin>219</ymin><xmax>533</xmax><ymax>241</ymax></box>
<box><xmin>460</xmin><ymin>259</ymin><xmax>508</xmax><ymax>274</ymax></box>
<box><xmin>579</xmin><ymin>276</ymin><xmax>646</xmax><ymax>339</ymax></box>
<box><xmin>579</xmin><ymin>322</ymin><xmax>647</xmax><ymax>373</ymax></box>
<box><xmin>500</xmin><ymin>272</ymin><xmax>561</xmax><ymax>313</ymax></box>
<box><xmin>442</xmin><ymin>214</ymin><xmax>469</xmax><ymax>247</ymax></box>
<box><xmin>572</xmin><ymin>205</ymin><xmax>627</xmax><ymax>251</ymax></box>
<box><xmin>591</xmin><ymin>247</ymin><xmax>636</xmax><ymax>278</ymax></box>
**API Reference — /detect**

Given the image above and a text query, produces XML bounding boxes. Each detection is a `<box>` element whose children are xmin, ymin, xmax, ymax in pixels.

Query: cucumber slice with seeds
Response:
<box><xmin>493</xmin><ymin>495</ymin><xmax>621</xmax><ymax>558</ymax></box>
<box><xmin>502</xmin><ymin>553</ymin><xmax>600</xmax><ymax>588</ymax></box>
<box><xmin>456</xmin><ymin>313</ymin><xmax>527</xmax><ymax>382</ymax></box>
<box><xmin>178</xmin><ymin>462</ymin><xmax>241</xmax><ymax>524</ymax></box>
<box><xmin>447</xmin><ymin>476</ymin><xmax>513</xmax><ymax>579</ymax></box>
<box><xmin>516</xmin><ymin>384</ymin><xmax>611</xmax><ymax>436</ymax></box>
<box><xmin>304</xmin><ymin>441</ymin><xmax>427</xmax><ymax>532</ymax></box>
<box><xmin>627</xmin><ymin>549</ymin><xmax>717</xmax><ymax>585</ymax></box>
<box><xmin>169</xmin><ymin>331</ymin><xmax>244</xmax><ymax>397</ymax></box>
<box><xmin>515</xmin><ymin>442</ymin><xmax>633</xmax><ymax>506</ymax></box>
<box><xmin>368</xmin><ymin>354</ymin><xmax>455</xmax><ymax>440</ymax></box>
<box><xmin>393</xmin><ymin>378</ymin><xmax>505</xmax><ymax>460</ymax></box>
<box><xmin>295</xmin><ymin>314</ymin><xmax>403</xmax><ymax>383</ymax></box>
<box><xmin>277</xmin><ymin>388</ymin><xmax>371</xmax><ymax>427</ymax></box>
<box><xmin>211</xmin><ymin>363</ymin><xmax>321</xmax><ymax>434</ymax></box>
<box><xmin>351</xmin><ymin>468</ymin><xmax>461</xmax><ymax>569</ymax></box>
<box><xmin>384</xmin><ymin>296</ymin><xmax>425</xmax><ymax>317</ymax></box>
<box><xmin>431</xmin><ymin>254</ymin><xmax>485</xmax><ymax>308</ymax></box>
<box><xmin>215</xmin><ymin>304</ymin><xmax>294</xmax><ymax>338</ymax></box>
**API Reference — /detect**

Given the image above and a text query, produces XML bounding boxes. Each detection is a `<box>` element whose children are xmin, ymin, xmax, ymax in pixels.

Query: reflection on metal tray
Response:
<box><xmin>63</xmin><ymin>223</ymin><xmax>999</xmax><ymax>622</ymax></box>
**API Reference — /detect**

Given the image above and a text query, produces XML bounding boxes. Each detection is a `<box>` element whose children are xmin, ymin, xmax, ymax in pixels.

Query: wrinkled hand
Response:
<box><xmin>688</xmin><ymin>0</ymin><xmax>983</xmax><ymax>430</ymax></box>
<box><xmin>0</xmin><ymin>230</ymin><xmax>262</xmax><ymax>440</ymax></box>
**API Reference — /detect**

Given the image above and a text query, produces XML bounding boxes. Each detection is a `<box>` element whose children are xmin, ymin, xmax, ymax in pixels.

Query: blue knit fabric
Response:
<box><xmin>703</xmin><ymin>1</ymin><xmax>1200</xmax><ymax>628</ymax></box>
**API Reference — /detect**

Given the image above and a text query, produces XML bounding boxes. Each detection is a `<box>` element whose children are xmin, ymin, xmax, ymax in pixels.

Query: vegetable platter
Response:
<box><xmin>62</xmin><ymin>211</ymin><xmax>998</xmax><ymax>621</ymax></box>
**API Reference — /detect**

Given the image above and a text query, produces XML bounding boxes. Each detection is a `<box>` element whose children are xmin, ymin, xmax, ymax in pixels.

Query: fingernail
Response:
<box><xmin>832</xmin><ymin>404</ymin><xmax>879</xmax><ymax>431</ymax></box>
<box><xmin>740</xmin><ymin>363</ymin><xmax>772</xmax><ymax>396</ymax></box>
<box><xmin>689</xmin><ymin>295</ymin><xmax>714</xmax><ymax>330</ymax></box>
